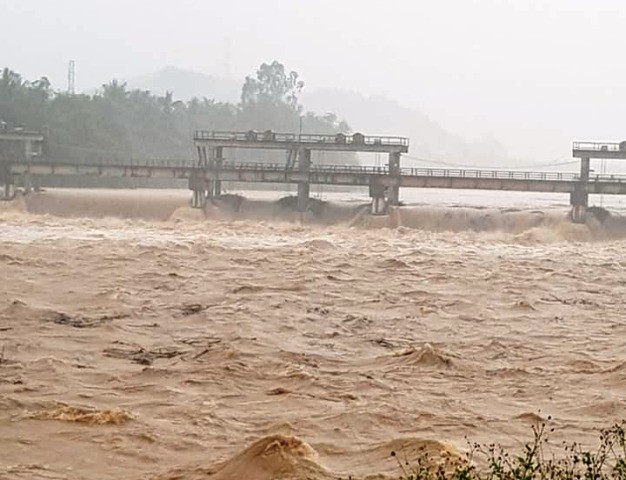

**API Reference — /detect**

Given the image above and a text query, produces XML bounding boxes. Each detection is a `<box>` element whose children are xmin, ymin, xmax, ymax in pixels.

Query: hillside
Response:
<box><xmin>123</xmin><ymin>67</ymin><xmax>511</xmax><ymax>166</ymax></box>
<box><xmin>301</xmin><ymin>89</ymin><xmax>510</xmax><ymax>167</ymax></box>
<box><xmin>125</xmin><ymin>66</ymin><xmax>240</xmax><ymax>103</ymax></box>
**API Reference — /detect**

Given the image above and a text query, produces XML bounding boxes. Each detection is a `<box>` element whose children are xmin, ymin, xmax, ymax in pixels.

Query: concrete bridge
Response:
<box><xmin>2</xmin><ymin>130</ymin><xmax>626</xmax><ymax>223</ymax></box>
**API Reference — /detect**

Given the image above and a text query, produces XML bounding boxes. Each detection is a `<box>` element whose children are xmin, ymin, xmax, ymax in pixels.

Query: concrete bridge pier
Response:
<box><xmin>388</xmin><ymin>152</ymin><xmax>401</xmax><ymax>206</ymax></box>
<box><xmin>570</xmin><ymin>156</ymin><xmax>590</xmax><ymax>224</ymax></box>
<box><xmin>189</xmin><ymin>174</ymin><xmax>207</xmax><ymax>209</ymax></box>
<box><xmin>0</xmin><ymin>165</ymin><xmax>14</xmax><ymax>200</ymax></box>
<box><xmin>2</xmin><ymin>181</ymin><xmax>15</xmax><ymax>200</ymax></box>
<box><xmin>297</xmin><ymin>148</ymin><xmax>312</xmax><ymax>212</ymax></box>
<box><xmin>212</xmin><ymin>146</ymin><xmax>223</xmax><ymax>197</ymax></box>
<box><xmin>196</xmin><ymin>145</ymin><xmax>209</xmax><ymax>166</ymax></box>
<box><xmin>191</xmin><ymin>189</ymin><xmax>206</xmax><ymax>208</ymax></box>
<box><xmin>369</xmin><ymin>183</ymin><xmax>388</xmax><ymax>215</ymax></box>
<box><xmin>571</xmin><ymin>205</ymin><xmax>587</xmax><ymax>224</ymax></box>
<box><xmin>21</xmin><ymin>172</ymin><xmax>32</xmax><ymax>194</ymax></box>
<box><xmin>570</xmin><ymin>185</ymin><xmax>588</xmax><ymax>223</ymax></box>
<box><xmin>205</xmin><ymin>181</ymin><xmax>216</xmax><ymax>200</ymax></box>
<box><xmin>213</xmin><ymin>179</ymin><xmax>221</xmax><ymax>197</ymax></box>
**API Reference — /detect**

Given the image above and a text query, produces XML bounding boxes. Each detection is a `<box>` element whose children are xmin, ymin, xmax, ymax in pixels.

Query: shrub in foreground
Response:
<box><xmin>387</xmin><ymin>420</ymin><xmax>626</xmax><ymax>480</ymax></box>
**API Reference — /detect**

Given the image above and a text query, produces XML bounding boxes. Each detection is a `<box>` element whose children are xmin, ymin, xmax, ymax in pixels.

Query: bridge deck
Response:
<box><xmin>7</xmin><ymin>159</ymin><xmax>626</xmax><ymax>195</ymax></box>
<box><xmin>0</xmin><ymin>132</ymin><xmax>45</xmax><ymax>142</ymax></box>
<box><xmin>194</xmin><ymin>130</ymin><xmax>409</xmax><ymax>153</ymax></box>
<box><xmin>573</xmin><ymin>141</ymin><xmax>626</xmax><ymax>159</ymax></box>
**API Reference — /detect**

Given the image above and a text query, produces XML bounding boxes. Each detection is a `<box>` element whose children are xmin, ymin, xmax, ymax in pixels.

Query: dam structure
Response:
<box><xmin>2</xmin><ymin>129</ymin><xmax>626</xmax><ymax>222</ymax></box>
<box><xmin>192</xmin><ymin>130</ymin><xmax>408</xmax><ymax>213</ymax></box>
<box><xmin>0</xmin><ymin>130</ymin><xmax>44</xmax><ymax>198</ymax></box>
<box><xmin>571</xmin><ymin>141</ymin><xmax>626</xmax><ymax>221</ymax></box>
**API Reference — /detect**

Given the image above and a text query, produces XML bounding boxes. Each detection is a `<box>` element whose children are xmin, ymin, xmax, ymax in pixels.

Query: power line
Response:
<box><xmin>402</xmin><ymin>153</ymin><xmax>578</xmax><ymax>170</ymax></box>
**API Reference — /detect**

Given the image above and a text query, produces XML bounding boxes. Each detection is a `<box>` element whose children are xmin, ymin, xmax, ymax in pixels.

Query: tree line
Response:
<box><xmin>0</xmin><ymin>61</ymin><xmax>351</xmax><ymax>164</ymax></box>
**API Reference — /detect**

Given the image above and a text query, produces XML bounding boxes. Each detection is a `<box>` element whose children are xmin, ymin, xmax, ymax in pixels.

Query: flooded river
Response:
<box><xmin>1</xmin><ymin>189</ymin><xmax>625</xmax><ymax>479</ymax></box>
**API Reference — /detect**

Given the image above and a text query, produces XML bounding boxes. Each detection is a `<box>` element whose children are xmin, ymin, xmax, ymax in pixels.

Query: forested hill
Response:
<box><xmin>0</xmin><ymin>61</ymin><xmax>350</xmax><ymax>163</ymax></box>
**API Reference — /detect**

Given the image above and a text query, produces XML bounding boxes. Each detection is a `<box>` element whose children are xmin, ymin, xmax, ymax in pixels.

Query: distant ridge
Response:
<box><xmin>125</xmin><ymin>66</ymin><xmax>241</xmax><ymax>103</ymax></box>
<box><xmin>301</xmin><ymin>89</ymin><xmax>510</xmax><ymax>166</ymax></box>
<box><xmin>124</xmin><ymin>66</ymin><xmax>511</xmax><ymax>166</ymax></box>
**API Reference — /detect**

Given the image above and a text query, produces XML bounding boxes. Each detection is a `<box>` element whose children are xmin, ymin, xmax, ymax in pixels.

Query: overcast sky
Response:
<box><xmin>1</xmin><ymin>0</ymin><xmax>624</xmax><ymax>161</ymax></box>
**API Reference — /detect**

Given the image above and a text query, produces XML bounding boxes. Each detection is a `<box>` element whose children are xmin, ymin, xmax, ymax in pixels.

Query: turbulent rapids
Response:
<box><xmin>1</xmin><ymin>189</ymin><xmax>626</xmax><ymax>480</ymax></box>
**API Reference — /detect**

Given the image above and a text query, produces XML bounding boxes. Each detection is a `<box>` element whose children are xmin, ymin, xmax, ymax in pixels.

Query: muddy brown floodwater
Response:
<box><xmin>1</xmin><ymin>190</ymin><xmax>626</xmax><ymax>480</ymax></box>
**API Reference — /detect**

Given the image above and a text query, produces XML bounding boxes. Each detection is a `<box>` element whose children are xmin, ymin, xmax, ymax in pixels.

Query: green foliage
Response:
<box><xmin>241</xmin><ymin>60</ymin><xmax>304</xmax><ymax>109</ymax></box>
<box><xmin>384</xmin><ymin>421</ymin><xmax>626</xmax><ymax>480</ymax></box>
<box><xmin>0</xmin><ymin>68</ymin><xmax>52</xmax><ymax>132</ymax></box>
<box><xmin>0</xmin><ymin>61</ymin><xmax>349</xmax><ymax>163</ymax></box>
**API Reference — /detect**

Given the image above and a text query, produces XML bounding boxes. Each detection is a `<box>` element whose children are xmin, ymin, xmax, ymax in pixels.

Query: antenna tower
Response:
<box><xmin>68</xmin><ymin>60</ymin><xmax>76</xmax><ymax>95</ymax></box>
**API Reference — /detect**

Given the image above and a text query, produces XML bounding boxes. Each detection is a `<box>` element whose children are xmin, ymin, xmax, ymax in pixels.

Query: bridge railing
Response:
<box><xmin>215</xmin><ymin>163</ymin><xmax>586</xmax><ymax>181</ymax></box>
<box><xmin>403</xmin><ymin>167</ymin><xmax>626</xmax><ymax>182</ymax></box>
<box><xmin>12</xmin><ymin>157</ymin><xmax>626</xmax><ymax>184</ymax></box>
<box><xmin>194</xmin><ymin>130</ymin><xmax>409</xmax><ymax>147</ymax></box>
<box><xmin>401</xmin><ymin>168</ymin><xmax>580</xmax><ymax>181</ymax></box>
<box><xmin>219</xmin><ymin>163</ymin><xmax>581</xmax><ymax>180</ymax></box>
<box><xmin>588</xmin><ymin>173</ymin><xmax>626</xmax><ymax>182</ymax></box>
<box><xmin>37</xmin><ymin>158</ymin><xmax>196</xmax><ymax>168</ymax></box>
<box><xmin>573</xmin><ymin>141</ymin><xmax>622</xmax><ymax>152</ymax></box>
<box><xmin>216</xmin><ymin>161</ymin><xmax>391</xmax><ymax>174</ymax></box>
<box><xmin>218</xmin><ymin>163</ymin><xmax>626</xmax><ymax>182</ymax></box>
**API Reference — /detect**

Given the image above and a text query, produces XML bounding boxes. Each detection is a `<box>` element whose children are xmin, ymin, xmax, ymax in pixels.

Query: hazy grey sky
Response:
<box><xmin>2</xmin><ymin>0</ymin><xmax>624</xmax><ymax>160</ymax></box>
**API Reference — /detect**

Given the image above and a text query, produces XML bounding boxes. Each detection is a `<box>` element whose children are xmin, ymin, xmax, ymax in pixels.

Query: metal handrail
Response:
<box><xmin>401</xmin><ymin>168</ymin><xmax>580</xmax><ymax>181</ymax></box>
<box><xmin>215</xmin><ymin>163</ymin><xmax>577</xmax><ymax>180</ymax></box>
<box><xmin>216</xmin><ymin>161</ymin><xmax>390</xmax><ymax>174</ymax></box>
<box><xmin>10</xmin><ymin>157</ymin><xmax>626</xmax><ymax>183</ymax></box>
<box><xmin>193</xmin><ymin>130</ymin><xmax>409</xmax><ymax>147</ymax></box>
<box><xmin>37</xmin><ymin>158</ymin><xmax>196</xmax><ymax>168</ymax></box>
<box><xmin>573</xmin><ymin>141</ymin><xmax>623</xmax><ymax>152</ymax></box>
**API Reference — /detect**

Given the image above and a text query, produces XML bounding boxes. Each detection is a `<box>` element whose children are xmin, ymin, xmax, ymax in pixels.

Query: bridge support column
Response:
<box><xmin>189</xmin><ymin>175</ymin><xmax>207</xmax><ymax>209</ymax></box>
<box><xmin>197</xmin><ymin>145</ymin><xmax>208</xmax><ymax>167</ymax></box>
<box><xmin>570</xmin><ymin>157</ymin><xmax>590</xmax><ymax>224</ymax></box>
<box><xmin>213</xmin><ymin>147</ymin><xmax>223</xmax><ymax>197</ymax></box>
<box><xmin>3</xmin><ymin>181</ymin><xmax>15</xmax><ymax>201</ymax></box>
<box><xmin>191</xmin><ymin>189</ymin><xmax>206</xmax><ymax>208</ymax></box>
<box><xmin>570</xmin><ymin>185</ymin><xmax>588</xmax><ymax>224</ymax></box>
<box><xmin>580</xmin><ymin>157</ymin><xmax>591</xmax><ymax>181</ymax></box>
<box><xmin>1</xmin><ymin>165</ymin><xmax>13</xmax><ymax>200</ymax></box>
<box><xmin>369</xmin><ymin>183</ymin><xmax>388</xmax><ymax>215</ymax></box>
<box><xmin>205</xmin><ymin>181</ymin><xmax>215</xmax><ymax>201</ymax></box>
<box><xmin>297</xmin><ymin>148</ymin><xmax>311</xmax><ymax>212</ymax></box>
<box><xmin>21</xmin><ymin>172</ymin><xmax>32</xmax><ymax>194</ymax></box>
<box><xmin>388</xmin><ymin>152</ymin><xmax>401</xmax><ymax>206</ymax></box>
